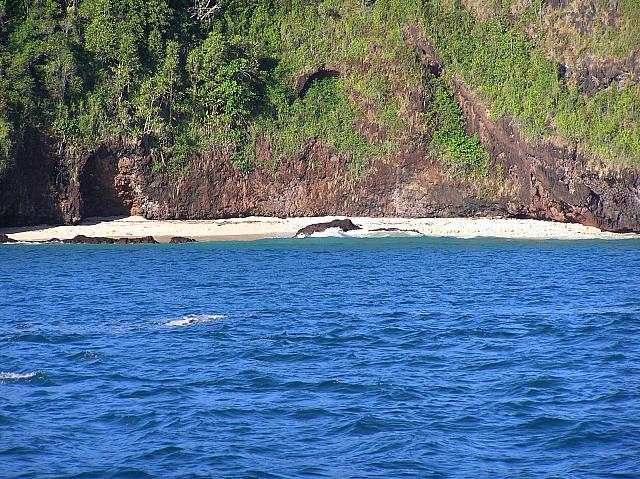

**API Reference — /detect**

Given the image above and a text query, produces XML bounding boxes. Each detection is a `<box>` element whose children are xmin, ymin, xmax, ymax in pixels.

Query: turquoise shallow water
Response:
<box><xmin>1</xmin><ymin>237</ymin><xmax>639</xmax><ymax>478</ymax></box>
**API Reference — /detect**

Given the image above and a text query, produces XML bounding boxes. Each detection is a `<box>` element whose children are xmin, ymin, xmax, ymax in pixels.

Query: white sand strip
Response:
<box><xmin>1</xmin><ymin>215</ymin><xmax>637</xmax><ymax>242</ymax></box>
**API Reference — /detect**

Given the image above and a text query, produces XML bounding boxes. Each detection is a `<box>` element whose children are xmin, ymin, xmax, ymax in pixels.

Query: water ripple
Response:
<box><xmin>0</xmin><ymin>238</ymin><xmax>639</xmax><ymax>478</ymax></box>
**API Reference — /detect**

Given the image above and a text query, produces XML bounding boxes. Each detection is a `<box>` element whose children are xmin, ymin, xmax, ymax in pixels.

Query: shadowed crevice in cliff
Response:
<box><xmin>0</xmin><ymin>132</ymin><xmax>72</xmax><ymax>227</ymax></box>
<box><xmin>296</xmin><ymin>68</ymin><xmax>341</xmax><ymax>99</ymax></box>
<box><xmin>79</xmin><ymin>146</ymin><xmax>130</xmax><ymax>218</ymax></box>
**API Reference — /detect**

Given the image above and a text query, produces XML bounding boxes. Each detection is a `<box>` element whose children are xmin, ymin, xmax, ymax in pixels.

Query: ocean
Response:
<box><xmin>1</xmin><ymin>238</ymin><xmax>639</xmax><ymax>478</ymax></box>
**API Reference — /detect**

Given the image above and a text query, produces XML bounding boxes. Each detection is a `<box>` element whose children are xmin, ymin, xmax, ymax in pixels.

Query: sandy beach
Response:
<box><xmin>1</xmin><ymin>215</ymin><xmax>637</xmax><ymax>242</ymax></box>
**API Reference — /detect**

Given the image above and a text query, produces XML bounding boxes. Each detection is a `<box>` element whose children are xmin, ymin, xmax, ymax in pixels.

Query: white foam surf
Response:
<box><xmin>305</xmin><ymin>227</ymin><xmax>351</xmax><ymax>238</ymax></box>
<box><xmin>164</xmin><ymin>314</ymin><xmax>226</xmax><ymax>327</ymax></box>
<box><xmin>0</xmin><ymin>372</ymin><xmax>37</xmax><ymax>381</ymax></box>
<box><xmin>349</xmin><ymin>229</ymin><xmax>423</xmax><ymax>238</ymax></box>
<box><xmin>0</xmin><ymin>241</ymin><xmax>53</xmax><ymax>245</ymax></box>
<box><xmin>305</xmin><ymin>228</ymin><xmax>423</xmax><ymax>239</ymax></box>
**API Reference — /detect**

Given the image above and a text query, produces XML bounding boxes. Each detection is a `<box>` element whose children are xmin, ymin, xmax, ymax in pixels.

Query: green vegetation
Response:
<box><xmin>428</xmin><ymin>77</ymin><xmax>489</xmax><ymax>177</ymax></box>
<box><xmin>0</xmin><ymin>0</ymin><xmax>638</xmax><ymax>179</ymax></box>
<box><xmin>535</xmin><ymin>0</ymin><xmax>640</xmax><ymax>61</ymax></box>
<box><xmin>425</xmin><ymin>0</ymin><xmax>640</xmax><ymax>166</ymax></box>
<box><xmin>260</xmin><ymin>76</ymin><xmax>381</xmax><ymax>173</ymax></box>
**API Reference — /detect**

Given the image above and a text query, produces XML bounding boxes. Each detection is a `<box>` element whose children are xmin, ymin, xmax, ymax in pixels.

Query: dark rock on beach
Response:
<box><xmin>115</xmin><ymin>236</ymin><xmax>159</xmax><ymax>244</ymax></box>
<box><xmin>169</xmin><ymin>236</ymin><xmax>197</xmax><ymax>244</ymax></box>
<box><xmin>0</xmin><ymin>234</ymin><xmax>17</xmax><ymax>243</ymax></box>
<box><xmin>296</xmin><ymin>219</ymin><xmax>361</xmax><ymax>237</ymax></box>
<box><xmin>62</xmin><ymin>235</ymin><xmax>115</xmax><ymax>244</ymax></box>
<box><xmin>59</xmin><ymin>235</ymin><xmax>158</xmax><ymax>244</ymax></box>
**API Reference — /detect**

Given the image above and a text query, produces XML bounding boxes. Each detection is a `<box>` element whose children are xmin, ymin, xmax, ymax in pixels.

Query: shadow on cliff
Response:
<box><xmin>0</xmin><ymin>132</ymin><xmax>70</xmax><ymax>227</ymax></box>
<box><xmin>0</xmin><ymin>137</ymin><xmax>132</xmax><ymax>227</ymax></box>
<box><xmin>79</xmin><ymin>145</ymin><xmax>130</xmax><ymax>218</ymax></box>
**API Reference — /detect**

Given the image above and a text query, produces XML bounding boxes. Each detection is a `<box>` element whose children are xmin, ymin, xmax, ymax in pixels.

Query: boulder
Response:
<box><xmin>115</xmin><ymin>236</ymin><xmax>159</xmax><ymax>244</ymax></box>
<box><xmin>62</xmin><ymin>235</ymin><xmax>115</xmax><ymax>244</ymax></box>
<box><xmin>0</xmin><ymin>234</ymin><xmax>17</xmax><ymax>243</ymax></box>
<box><xmin>169</xmin><ymin>236</ymin><xmax>197</xmax><ymax>244</ymax></box>
<box><xmin>60</xmin><ymin>235</ymin><xmax>158</xmax><ymax>244</ymax></box>
<box><xmin>296</xmin><ymin>219</ymin><xmax>361</xmax><ymax>237</ymax></box>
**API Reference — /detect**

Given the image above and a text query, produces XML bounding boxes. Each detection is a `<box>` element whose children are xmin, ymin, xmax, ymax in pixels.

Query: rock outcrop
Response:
<box><xmin>59</xmin><ymin>235</ymin><xmax>159</xmax><ymax>244</ymax></box>
<box><xmin>296</xmin><ymin>219</ymin><xmax>362</xmax><ymax>237</ymax></box>
<box><xmin>169</xmin><ymin>236</ymin><xmax>197</xmax><ymax>244</ymax></box>
<box><xmin>454</xmin><ymin>80</ymin><xmax>640</xmax><ymax>232</ymax></box>
<box><xmin>0</xmin><ymin>22</ymin><xmax>638</xmax><ymax>233</ymax></box>
<box><xmin>0</xmin><ymin>233</ymin><xmax>17</xmax><ymax>243</ymax></box>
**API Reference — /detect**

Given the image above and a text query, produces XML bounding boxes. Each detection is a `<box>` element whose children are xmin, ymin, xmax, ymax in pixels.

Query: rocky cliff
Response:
<box><xmin>3</xmin><ymin>72</ymin><xmax>637</xmax><ymax>232</ymax></box>
<box><xmin>0</xmin><ymin>1</ymin><xmax>638</xmax><ymax>232</ymax></box>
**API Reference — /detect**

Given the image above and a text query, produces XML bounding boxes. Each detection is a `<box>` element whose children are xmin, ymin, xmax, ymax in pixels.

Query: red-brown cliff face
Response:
<box><xmin>109</xmin><ymin>139</ymin><xmax>503</xmax><ymax>221</ymax></box>
<box><xmin>455</xmin><ymin>81</ymin><xmax>640</xmax><ymax>232</ymax></box>
<box><xmin>90</xmin><ymin>82</ymin><xmax>640</xmax><ymax>233</ymax></box>
<box><xmin>2</xmin><ymin>96</ymin><xmax>638</xmax><ymax>232</ymax></box>
<box><xmin>1</xmin><ymin>49</ymin><xmax>638</xmax><ymax>232</ymax></box>
<box><xmin>1</xmin><ymin>2</ymin><xmax>638</xmax><ymax>233</ymax></box>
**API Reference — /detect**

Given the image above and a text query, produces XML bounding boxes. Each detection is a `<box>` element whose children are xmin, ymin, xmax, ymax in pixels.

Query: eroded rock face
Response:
<box><xmin>109</xmin><ymin>136</ymin><xmax>504</xmax><ymax>222</ymax></box>
<box><xmin>454</xmin><ymin>80</ymin><xmax>640</xmax><ymax>232</ymax></box>
<box><xmin>570</xmin><ymin>55</ymin><xmax>640</xmax><ymax>95</ymax></box>
<box><xmin>532</xmin><ymin>0</ymin><xmax>640</xmax><ymax>96</ymax></box>
<box><xmin>0</xmin><ymin>134</ymin><xmax>79</xmax><ymax>227</ymax></box>
<box><xmin>4</xmin><ymin>94</ymin><xmax>637</xmax><ymax>232</ymax></box>
<box><xmin>296</xmin><ymin>219</ymin><xmax>362</xmax><ymax>237</ymax></box>
<box><xmin>0</xmin><ymin>30</ymin><xmax>638</xmax><ymax>233</ymax></box>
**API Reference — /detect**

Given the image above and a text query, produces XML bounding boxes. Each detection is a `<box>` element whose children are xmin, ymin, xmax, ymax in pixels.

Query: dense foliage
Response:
<box><xmin>0</xmin><ymin>0</ymin><xmax>638</xmax><ymax>177</ymax></box>
<box><xmin>427</xmin><ymin>0</ymin><xmax>640</xmax><ymax>166</ymax></box>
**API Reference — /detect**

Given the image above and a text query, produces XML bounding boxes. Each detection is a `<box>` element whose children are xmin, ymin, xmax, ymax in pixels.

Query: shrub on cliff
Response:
<box><xmin>0</xmin><ymin>0</ymin><xmax>638</xmax><ymax>178</ymax></box>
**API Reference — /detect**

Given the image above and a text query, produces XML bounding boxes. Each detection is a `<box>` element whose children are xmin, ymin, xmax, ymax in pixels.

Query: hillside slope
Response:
<box><xmin>1</xmin><ymin>0</ymin><xmax>639</xmax><ymax>231</ymax></box>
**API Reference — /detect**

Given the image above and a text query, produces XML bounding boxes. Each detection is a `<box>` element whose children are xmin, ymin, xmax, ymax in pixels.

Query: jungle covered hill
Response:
<box><xmin>0</xmin><ymin>0</ymin><xmax>639</xmax><ymax>231</ymax></box>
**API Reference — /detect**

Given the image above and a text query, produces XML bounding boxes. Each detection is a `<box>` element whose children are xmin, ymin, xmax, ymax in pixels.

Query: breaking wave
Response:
<box><xmin>304</xmin><ymin>228</ymin><xmax>423</xmax><ymax>239</ymax></box>
<box><xmin>303</xmin><ymin>227</ymin><xmax>351</xmax><ymax>238</ymax></box>
<box><xmin>349</xmin><ymin>229</ymin><xmax>423</xmax><ymax>239</ymax></box>
<box><xmin>164</xmin><ymin>314</ymin><xmax>226</xmax><ymax>327</ymax></box>
<box><xmin>0</xmin><ymin>371</ymin><xmax>37</xmax><ymax>381</ymax></box>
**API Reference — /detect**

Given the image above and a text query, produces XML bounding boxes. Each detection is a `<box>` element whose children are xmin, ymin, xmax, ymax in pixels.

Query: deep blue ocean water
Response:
<box><xmin>1</xmin><ymin>237</ymin><xmax>640</xmax><ymax>479</ymax></box>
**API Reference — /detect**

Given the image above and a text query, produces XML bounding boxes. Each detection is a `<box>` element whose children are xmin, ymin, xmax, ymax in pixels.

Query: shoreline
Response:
<box><xmin>1</xmin><ymin>215</ymin><xmax>638</xmax><ymax>243</ymax></box>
